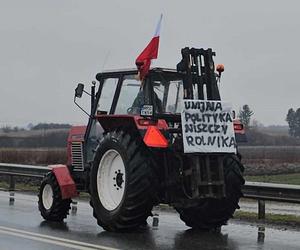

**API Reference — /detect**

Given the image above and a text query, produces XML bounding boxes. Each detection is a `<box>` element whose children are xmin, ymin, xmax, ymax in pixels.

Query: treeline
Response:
<box><xmin>1</xmin><ymin>123</ymin><xmax>71</xmax><ymax>133</ymax></box>
<box><xmin>1</xmin><ymin>126</ymin><xmax>25</xmax><ymax>133</ymax></box>
<box><xmin>237</xmin><ymin>104</ymin><xmax>300</xmax><ymax>145</ymax></box>
<box><xmin>31</xmin><ymin>123</ymin><xmax>71</xmax><ymax>130</ymax></box>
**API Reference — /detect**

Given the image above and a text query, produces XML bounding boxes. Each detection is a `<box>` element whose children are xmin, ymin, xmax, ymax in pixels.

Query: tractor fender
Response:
<box><xmin>96</xmin><ymin>115</ymin><xmax>168</xmax><ymax>148</ymax></box>
<box><xmin>50</xmin><ymin>165</ymin><xmax>78</xmax><ymax>199</ymax></box>
<box><xmin>96</xmin><ymin>115</ymin><xmax>168</xmax><ymax>131</ymax></box>
<box><xmin>96</xmin><ymin>115</ymin><xmax>141</xmax><ymax>132</ymax></box>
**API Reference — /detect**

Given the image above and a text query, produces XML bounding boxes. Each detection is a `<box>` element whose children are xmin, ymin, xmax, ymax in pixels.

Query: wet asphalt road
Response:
<box><xmin>0</xmin><ymin>191</ymin><xmax>300</xmax><ymax>250</ymax></box>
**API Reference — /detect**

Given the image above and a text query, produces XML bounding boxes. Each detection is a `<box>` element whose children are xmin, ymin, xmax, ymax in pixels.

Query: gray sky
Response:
<box><xmin>0</xmin><ymin>0</ymin><xmax>299</xmax><ymax>127</ymax></box>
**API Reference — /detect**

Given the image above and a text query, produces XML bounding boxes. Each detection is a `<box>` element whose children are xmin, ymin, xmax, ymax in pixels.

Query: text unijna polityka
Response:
<box><xmin>183</xmin><ymin>100</ymin><xmax>236</xmax><ymax>149</ymax></box>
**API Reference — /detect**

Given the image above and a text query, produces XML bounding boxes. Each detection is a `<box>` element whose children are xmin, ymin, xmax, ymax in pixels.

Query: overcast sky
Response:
<box><xmin>0</xmin><ymin>0</ymin><xmax>299</xmax><ymax>127</ymax></box>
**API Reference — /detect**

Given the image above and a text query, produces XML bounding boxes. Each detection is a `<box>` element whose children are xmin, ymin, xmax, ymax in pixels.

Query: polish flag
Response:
<box><xmin>136</xmin><ymin>14</ymin><xmax>162</xmax><ymax>80</ymax></box>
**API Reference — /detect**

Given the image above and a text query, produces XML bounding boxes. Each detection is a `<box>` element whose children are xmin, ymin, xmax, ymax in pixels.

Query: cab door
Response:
<box><xmin>84</xmin><ymin>77</ymin><xmax>120</xmax><ymax>163</ymax></box>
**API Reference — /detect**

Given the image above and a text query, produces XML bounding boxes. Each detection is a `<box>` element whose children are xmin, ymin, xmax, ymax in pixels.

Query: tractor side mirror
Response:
<box><xmin>75</xmin><ymin>83</ymin><xmax>84</xmax><ymax>98</ymax></box>
<box><xmin>74</xmin><ymin>82</ymin><xmax>90</xmax><ymax>117</ymax></box>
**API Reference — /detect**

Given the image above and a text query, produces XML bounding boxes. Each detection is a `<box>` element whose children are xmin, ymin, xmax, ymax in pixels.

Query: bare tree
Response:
<box><xmin>238</xmin><ymin>104</ymin><xmax>254</xmax><ymax>128</ymax></box>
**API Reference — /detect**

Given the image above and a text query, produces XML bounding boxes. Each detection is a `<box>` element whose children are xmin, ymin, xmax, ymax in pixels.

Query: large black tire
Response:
<box><xmin>176</xmin><ymin>154</ymin><xmax>245</xmax><ymax>230</ymax></box>
<box><xmin>38</xmin><ymin>172</ymin><xmax>71</xmax><ymax>221</ymax></box>
<box><xmin>89</xmin><ymin>130</ymin><xmax>157</xmax><ymax>232</ymax></box>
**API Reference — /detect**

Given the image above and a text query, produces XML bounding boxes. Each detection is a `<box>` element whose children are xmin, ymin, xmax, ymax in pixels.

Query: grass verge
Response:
<box><xmin>0</xmin><ymin>181</ymin><xmax>38</xmax><ymax>192</ymax></box>
<box><xmin>234</xmin><ymin>210</ymin><xmax>300</xmax><ymax>227</ymax></box>
<box><xmin>245</xmin><ymin>173</ymin><xmax>300</xmax><ymax>185</ymax></box>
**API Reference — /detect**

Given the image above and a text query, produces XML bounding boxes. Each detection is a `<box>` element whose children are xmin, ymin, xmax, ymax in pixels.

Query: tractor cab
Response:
<box><xmin>75</xmin><ymin>68</ymin><xmax>186</xmax><ymax>165</ymax></box>
<box><xmin>94</xmin><ymin>68</ymin><xmax>184</xmax><ymax>117</ymax></box>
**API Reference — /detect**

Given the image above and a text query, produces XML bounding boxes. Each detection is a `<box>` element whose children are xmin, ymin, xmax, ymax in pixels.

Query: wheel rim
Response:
<box><xmin>42</xmin><ymin>184</ymin><xmax>53</xmax><ymax>210</ymax></box>
<box><xmin>97</xmin><ymin>149</ymin><xmax>126</xmax><ymax>211</ymax></box>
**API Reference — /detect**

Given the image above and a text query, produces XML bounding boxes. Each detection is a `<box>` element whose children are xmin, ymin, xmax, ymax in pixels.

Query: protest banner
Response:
<box><xmin>181</xmin><ymin>100</ymin><xmax>236</xmax><ymax>153</ymax></box>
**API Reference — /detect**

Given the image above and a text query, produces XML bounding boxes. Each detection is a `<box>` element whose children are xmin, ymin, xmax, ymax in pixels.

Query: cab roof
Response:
<box><xmin>96</xmin><ymin>67</ymin><xmax>178</xmax><ymax>81</ymax></box>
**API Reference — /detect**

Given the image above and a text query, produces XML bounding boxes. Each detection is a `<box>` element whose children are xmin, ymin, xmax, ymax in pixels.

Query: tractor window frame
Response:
<box><xmin>84</xmin><ymin>75</ymin><xmax>122</xmax><ymax>156</ymax></box>
<box><xmin>97</xmin><ymin>77</ymin><xmax>122</xmax><ymax>115</ymax></box>
<box><xmin>148</xmin><ymin>71</ymin><xmax>184</xmax><ymax>115</ymax></box>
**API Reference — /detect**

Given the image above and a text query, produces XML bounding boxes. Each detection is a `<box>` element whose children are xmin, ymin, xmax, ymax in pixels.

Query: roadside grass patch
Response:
<box><xmin>245</xmin><ymin>173</ymin><xmax>300</xmax><ymax>185</ymax></box>
<box><xmin>234</xmin><ymin>210</ymin><xmax>300</xmax><ymax>226</ymax></box>
<box><xmin>0</xmin><ymin>181</ymin><xmax>38</xmax><ymax>192</ymax></box>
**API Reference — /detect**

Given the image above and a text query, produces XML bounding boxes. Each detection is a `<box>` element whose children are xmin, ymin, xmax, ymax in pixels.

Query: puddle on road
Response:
<box><xmin>220</xmin><ymin>222</ymin><xmax>300</xmax><ymax>250</ymax></box>
<box><xmin>141</xmin><ymin>212</ymin><xmax>300</xmax><ymax>250</ymax></box>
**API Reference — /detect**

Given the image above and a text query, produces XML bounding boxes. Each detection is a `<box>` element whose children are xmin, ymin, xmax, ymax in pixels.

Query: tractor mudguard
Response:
<box><xmin>96</xmin><ymin>115</ymin><xmax>168</xmax><ymax>148</ymax></box>
<box><xmin>50</xmin><ymin>165</ymin><xmax>78</xmax><ymax>199</ymax></box>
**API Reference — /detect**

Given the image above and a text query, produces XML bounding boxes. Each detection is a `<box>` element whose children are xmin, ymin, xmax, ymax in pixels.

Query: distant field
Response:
<box><xmin>0</xmin><ymin>148</ymin><xmax>66</xmax><ymax>165</ymax></box>
<box><xmin>0</xmin><ymin>146</ymin><xmax>299</xmax><ymax>174</ymax></box>
<box><xmin>239</xmin><ymin>146</ymin><xmax>300</xmax><ymax>163</ymax></box>
<box><xmin>0</xmin><ymin>129</ymin><xmax>69</xmax><ymax>148</ymax></box>
<box><xmin>237</xmin><ymin>146</ymin><xmax>300</xmax><ymax>176</ymax></box>
<box><xmin>256</xmin><ymin>126</ymin><xmax>289</xmax><ymax>136</ymax></box>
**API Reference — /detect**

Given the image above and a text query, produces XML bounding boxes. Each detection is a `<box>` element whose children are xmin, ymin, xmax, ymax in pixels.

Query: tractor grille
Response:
<box><xmin>71</xmin><ymin>142</ymin><xmax>84</xmax><ymax>171</ymax></box>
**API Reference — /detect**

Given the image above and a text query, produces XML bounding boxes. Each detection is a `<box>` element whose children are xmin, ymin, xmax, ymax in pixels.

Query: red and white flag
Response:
<box><xmin>136</xmin><ymin>14</ymin><xmax>162</xmax><ymax>80</ymax></box>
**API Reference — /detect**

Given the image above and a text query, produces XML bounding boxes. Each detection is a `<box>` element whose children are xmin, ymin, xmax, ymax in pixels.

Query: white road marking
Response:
<box><xmin>0</xmin><ymin>226</ymin><xmax>119</xmax><ymax>250</ymax></box>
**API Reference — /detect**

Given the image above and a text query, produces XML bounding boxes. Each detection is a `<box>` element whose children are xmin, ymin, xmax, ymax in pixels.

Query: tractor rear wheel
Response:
<box><xmin>38</xmin><ymin>172</ymin><xmax>71</xmax><ymax>221</ymax></box>
<box><xmin>176</xmin><ymin>154</ymin><xmax>244</xmax><ymax>230</ymax></box>
<box><xmin>89</xmin><ymin>130</ymin><xmax>157</xmax><ymax>232</ymax></box>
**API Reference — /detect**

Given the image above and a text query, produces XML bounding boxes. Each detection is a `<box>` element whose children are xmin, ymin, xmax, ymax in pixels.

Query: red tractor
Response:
<box><xmin>38</xmin><ymin>47</ymin><xmax>245</xmax><ymax>232</ymax></box>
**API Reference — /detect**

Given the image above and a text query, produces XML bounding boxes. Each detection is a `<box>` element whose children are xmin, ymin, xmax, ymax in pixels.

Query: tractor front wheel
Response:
<box><xmin>38</xmin><ymin>172</ymin><xmax>71</xmax><ymax>221</ymax></box>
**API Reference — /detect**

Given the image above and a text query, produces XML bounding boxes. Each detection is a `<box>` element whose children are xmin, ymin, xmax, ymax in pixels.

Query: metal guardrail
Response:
<box><xmin>0</xmin><ymin>163</ymin><xmax>79</xmax><ymax>213</ymax></box>
<box><xmin>0</xmin><ymin>163</ymin><xmax>50</xmax><ymax>178</ymax></box>
<box><xmin>243</xmin><ymin>181</ymin><xmax>300</xmax><ymax>203</ymax></box>
<box><xmin>0</xmin><ymin>163</ymin><xmax>50</xmax><ymax>205</ymax></box>
<box><xmin>242</xmin><ymin>181</ymin><xmax>300</xmax><ymax>219</ymax></box>
<box><xmin>0</xmin><ymin>163</ymin><xmax>300</xmax><ymax>220</ymax></box>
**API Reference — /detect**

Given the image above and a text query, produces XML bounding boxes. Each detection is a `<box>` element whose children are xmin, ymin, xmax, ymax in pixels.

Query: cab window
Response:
<box><xmin>153</xmin><ymin>79</ymin><xmax>183</xmax><ymax>114</ymax></box>
<box><xmin>97</xmin><ymin>78</ymin><xmax>119</xmax><ymax>114</ymax></box>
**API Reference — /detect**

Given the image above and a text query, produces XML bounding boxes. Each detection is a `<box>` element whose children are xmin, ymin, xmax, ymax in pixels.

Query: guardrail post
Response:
<box><xmin>9</xmin><ymin>175</ymin><xmax>15</xmax><ymax>205</ymax></box>
<box><xmin>257</xmin><ymin>226</ymin><xmax>265</xmax><ymax>243</ymax></box>
<box><xmin>258</xmin><ymin>199</ymin><xmax>265</xmax><ymax>220</ymax></box>
<box><xmin>152</xmin><ymin>205</ymin><xmax>160</xmax><ymax>228</ymax></box>
<box><xmin>71</xmin><ymin>201</ymin><xmax>78</xmax><ymax>215</ymax></box>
